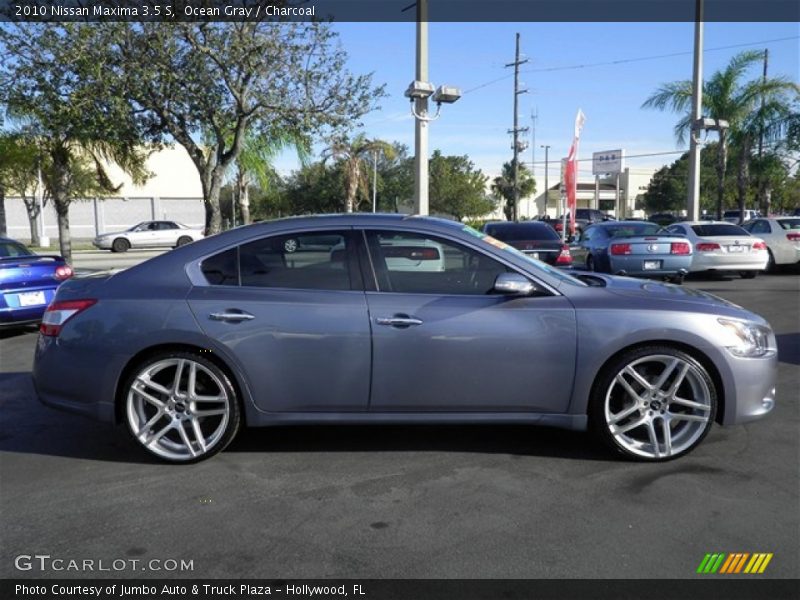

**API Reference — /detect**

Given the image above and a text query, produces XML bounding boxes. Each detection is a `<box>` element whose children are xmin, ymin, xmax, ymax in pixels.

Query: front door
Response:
<box><xmin>363</xmin><ymin>230</ymin><xmax>577</xmax><ymax>413</ymax></box>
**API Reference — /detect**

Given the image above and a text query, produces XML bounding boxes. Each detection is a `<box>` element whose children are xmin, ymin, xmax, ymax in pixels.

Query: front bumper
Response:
<box><xmin>719</xmin><ymin>349</ymin><xmax>778</xmax><ymax>425</ymax></box>
<box><xmin>92</xmin><ymin>238</ymin><xmax>113</xmax><ymax>249</ymax></box>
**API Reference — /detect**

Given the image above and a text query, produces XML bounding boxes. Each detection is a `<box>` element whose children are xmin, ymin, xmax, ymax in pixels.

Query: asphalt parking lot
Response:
<box><xmin>0</xmin><ymin>271</ymin><xmax>798</xmax><ymax>581</ymax></box>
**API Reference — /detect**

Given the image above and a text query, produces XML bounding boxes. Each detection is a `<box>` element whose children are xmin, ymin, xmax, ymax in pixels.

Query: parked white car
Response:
<box><xmin>93</xmin><ymin>221</ymin><xmax>204</xmax><ymax>253</ymax></box>
<box><xmin>723</xmin><ymin>209</ymin><xmax>761</xmax><ymax>224</ymax></box>
<box><xmin>742</xmin><ymin>217</ymin><xmax>800</xmax><ymax>270</ymax></box>
<box><xmin>664</xmin><ymin>221</ymin><xmax>768</xmax><ymax>278</ymax></box>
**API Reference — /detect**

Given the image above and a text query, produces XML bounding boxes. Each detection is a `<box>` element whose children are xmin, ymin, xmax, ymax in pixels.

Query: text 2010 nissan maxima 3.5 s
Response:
<box><xmin>33</xmin><ymin>215</ymin><xmax>777</xmax><ymax>463</ymax></box>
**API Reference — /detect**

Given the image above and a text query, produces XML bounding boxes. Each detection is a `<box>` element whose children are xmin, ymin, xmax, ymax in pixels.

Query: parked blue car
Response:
<box><xmin>571</xmin><ymin>221</ymin><xmax>693</xmax><ymax>283</ymax></box>
<box><xmin>0</xmin><ymin>238</ymin><xmax>73</xmax><ymax>327</ymax></box>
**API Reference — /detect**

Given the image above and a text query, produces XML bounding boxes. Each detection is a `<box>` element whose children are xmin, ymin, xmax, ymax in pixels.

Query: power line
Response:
<box><xmin>462</xmin><ymin>35</ymin><xmax>799</xmax><ymax>95</ymax></box>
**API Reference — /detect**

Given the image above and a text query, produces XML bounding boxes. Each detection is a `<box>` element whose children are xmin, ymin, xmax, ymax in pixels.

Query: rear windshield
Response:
<box><xmin>0</xmin><ymin>241</ymin><xmax>33</xmax><ymax>257</ymax></box>
<box><xmin>691</xmin><ymin>224</ymin><xmax>749</xmax><ymax>237</ymax></box>
<box><xmin>777</xmin><ymin>218</ymin><xmax>800</xmax><ymax>230</ymax></box>
<box><xmin>604</xmin><ymin>223</ymin><xmax>662</xmax><ymax>237</ymax></box>
<box><xmin>484</xmin><ymin>223</ymin><xmax>560</xmax><ymax>241</ymax></box>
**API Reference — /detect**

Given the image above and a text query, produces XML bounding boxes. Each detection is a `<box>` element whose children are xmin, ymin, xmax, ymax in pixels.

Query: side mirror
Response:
<box><xmin>493</xmin><ymin>273</ymin><xmax>536</xmax><ymax>296</ymax></box>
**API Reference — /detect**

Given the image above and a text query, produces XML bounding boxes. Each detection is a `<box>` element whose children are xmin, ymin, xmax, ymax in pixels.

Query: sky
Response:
<box><xmin>274</xmin><ymin>20</ymin><xmax>799</xmax><ymax>187</ymax></box>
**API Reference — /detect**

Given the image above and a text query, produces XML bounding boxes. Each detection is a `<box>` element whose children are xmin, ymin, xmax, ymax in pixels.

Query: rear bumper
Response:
<box><xmin>691</xmin><ymin>253</ymin><xmax>768</xmax><ymax>272</ymax></box>
<box><xmin>609</xmin><ymin>255</ymin><xmax>692</xmax><ymax>276</ymax></box>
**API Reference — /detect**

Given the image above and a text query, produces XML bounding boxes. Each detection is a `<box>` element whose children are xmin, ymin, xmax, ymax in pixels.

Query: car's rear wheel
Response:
<box><xmin>586</xmin><ymin>255</ymin><xmax>596</xmax><ymax>272</ymax></box>
<box><xmin>766</xmin><ymin>250</ymin><xmax>776</xmax><ymax>273</ymax></box>
<box><xmin>590</xmin><ymin>346</ymin><xmax>717</xmax><ymax>461</ymax></box>
<box><xmin>176</xmin><ymin>236</ymin><xmax>193</xmax><ymax>248</ymax></box>
<box><xmin>740</xmin><ymin>270</ymin><xmax>758</xmax><ymax>279</ymax></box>
<box><xmin>112</xmin><ymin>238</ymin><xmax>130</xmax><ymax>253</ymax></box>
<box><xmin>123</xmin><ymin>352</ymin><xmax>241</xmax><ymax>463</ymax></box>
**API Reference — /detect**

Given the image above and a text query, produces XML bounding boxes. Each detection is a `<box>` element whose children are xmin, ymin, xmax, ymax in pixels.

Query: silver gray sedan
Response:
<box><xmin>33</xmin><ymin>215</ymin><xmax>777</xmax><ymax>463</ymax></box>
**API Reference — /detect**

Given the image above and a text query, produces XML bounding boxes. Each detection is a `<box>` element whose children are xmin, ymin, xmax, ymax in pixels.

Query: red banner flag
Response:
<box><xmin>566</xmin><ymin>110</ymin><xmax>586</xmax><ymax>236</ymax></box>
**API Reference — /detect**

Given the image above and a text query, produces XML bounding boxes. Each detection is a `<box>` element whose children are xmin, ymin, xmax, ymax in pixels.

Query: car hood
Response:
<box><xmin>567</xmin><ymin>273</ymin><xmax>742</xmax><ymax>311</ymax></box>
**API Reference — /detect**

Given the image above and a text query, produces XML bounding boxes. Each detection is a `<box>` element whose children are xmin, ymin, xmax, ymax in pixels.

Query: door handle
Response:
<box><xmin>209</xmin><ymin>311</ymin><xmax>255</xmax><ymax>322</ymax></box>
<box><xmin>375</xmin><ymin>315</ymin><xmax>423</xmax><ymax>328</ymax></box>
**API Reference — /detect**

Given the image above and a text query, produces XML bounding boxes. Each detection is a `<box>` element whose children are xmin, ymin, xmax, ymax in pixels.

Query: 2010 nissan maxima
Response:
<box><xmin>32</xmin><ymin>214</ymin><xmax>777</xmax><ymax>463</ymax></box>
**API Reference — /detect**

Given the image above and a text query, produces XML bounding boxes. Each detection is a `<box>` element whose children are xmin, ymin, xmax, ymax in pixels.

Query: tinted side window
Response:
<box><xmin>367</xmin><ymin>231</ymin><xmax>510</xmax><ymax>295</ymax></box>
<box><xmin>201</xmin><ymin>248</ymin><xmax>239</xmax><ymax>285</ymax></box>
<box><xmin>239</xmin><ymin>231</ymin><xmax>352</xmax><ymax>291</ymax></box>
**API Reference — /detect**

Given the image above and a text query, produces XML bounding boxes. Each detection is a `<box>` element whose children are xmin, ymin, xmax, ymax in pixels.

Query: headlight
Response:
<box><xmin>717</xmin><ymin>318</ymin><xmax>772</xmax><ymax>358</ymax></box>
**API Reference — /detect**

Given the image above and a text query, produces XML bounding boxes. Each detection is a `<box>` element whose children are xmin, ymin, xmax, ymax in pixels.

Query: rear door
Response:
<box><xmin>362</xmin><ymin>229</ymin><xmax>576</xmax><ymax>413</ymax></box>
<box><xmin>187</xmin><ymin>229</ymin><xmax>371</xmax><ymax>412</ymax></box>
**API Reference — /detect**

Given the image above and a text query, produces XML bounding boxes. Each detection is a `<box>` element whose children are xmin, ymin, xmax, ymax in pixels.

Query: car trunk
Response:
<box><xmin>0</xmin><ymin>256</ymin><xmax>63</xmax><ymax>290</ymax></box>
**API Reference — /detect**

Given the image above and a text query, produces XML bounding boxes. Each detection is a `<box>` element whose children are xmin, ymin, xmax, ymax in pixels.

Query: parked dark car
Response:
<box><xmin>552</xmin><ymin>208</ymin><xmax>615</xmax><ymax>236</ymax></box>
<box><xmin>647</xmin><ymin>213</ymin><xmax>677</xmax><ymax>227</ymax></box>
<box><xmin>482</xmin><ymin>221</ymin><xmax>572</xmax><ymax>266</ymax></box>
<box><xmin>570</xmin><ymin>221</ymin><xmax>693</xmax><ymax>282</ymax></box>
<box><xmin>34</xmin><ymin>215</ymin><xmax>776</xmax><ymax>463</ymax></box>
<box><xmin>0</xmin><ymin>237</ymin><xmax>73</xmax><ymax>327</ymax></box>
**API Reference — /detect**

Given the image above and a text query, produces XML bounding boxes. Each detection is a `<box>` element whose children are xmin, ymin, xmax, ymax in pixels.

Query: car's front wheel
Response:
<box><xmin>123</xmin><ymin>352</ymin><xmax>241</xmax><ymax>463</ymax></box>
<box><xmin>590</xmin><ymin>346</ymin><xmax>717</xmax><ymax>461</ymax></box>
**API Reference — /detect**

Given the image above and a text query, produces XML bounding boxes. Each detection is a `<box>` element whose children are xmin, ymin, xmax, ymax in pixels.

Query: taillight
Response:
<box><xmin>787</xmin><ymin>232</ymin><xmax>800</xmax><ymax>242</ymax></box>
<box><xmin>54</xmin><ymin>265</ymin><xmax>73</xmax><ymax>281</ymax></box>
<box><xmin>40</xmin><ymin>299</ymin><xmax>97</xmax><ymax>337</ymax></box>
<box><xmin>696</xmin><ymin>243</ymin><xmax>721</xmax><ymax>252</ymax></box>
<box><xmin>610</xmin><ymin>243</ymin><xmax>632</xmax><ymax>255</ymax></box>
<box><xmin>556</xmin><ymin>244</ymin><xmax>573</xmax><ymax>265</ymax></box>
<box><xmin>752</xmin><ymin>241</ymin><xmax>767</xmax><ymax>250</ymax></box>
<box><xmin>670</xmin><ymin>242</ymin><xmax>691</xmax><ymax>255</ymax></box>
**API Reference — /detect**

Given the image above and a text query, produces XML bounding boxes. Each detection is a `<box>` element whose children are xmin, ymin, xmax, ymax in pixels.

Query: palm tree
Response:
<box><xmin>491</xmin><ymin>159</ymin><xmax>536</xmax><ymax>221</ymax></box>
<box><xmin>643</xmin><ymin>50</ymin><xmax>799</xmax><ymax>220</ymax></box>
<box><xmin>323</xmin><ymin>134</ymin><xmax>396</xmax><ymax>213</ymax></box>
<box><xmin>232</xmin><ymin>130</ymin><xmax>310</xmax><ymax>225</ymax></box>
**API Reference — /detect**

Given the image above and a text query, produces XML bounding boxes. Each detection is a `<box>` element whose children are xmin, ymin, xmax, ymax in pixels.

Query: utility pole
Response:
<box><xmin>686</xmin><ymin>0</ymin><xmax>704</xmax><ymax>221</ymax></box>
<box><xmin>757</xmin><ymin>48</ymin><xmax>769</xmax><ymax>214</ymax></box>
<box><xmin>506</xmin><ymin>33</ymin><xmax>528</xmax><ymax>222</ymax></box>
<box><xmin>372</xmin><ymin>150</ymin><xmax>378</xmax><ymax>213</ymax></box>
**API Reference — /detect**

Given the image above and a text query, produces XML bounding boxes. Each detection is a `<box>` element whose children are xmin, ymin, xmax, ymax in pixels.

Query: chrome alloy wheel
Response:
<box><xmin>603</xmin><ymin>354</ymin><xmax>713</xmax><ymax>460</ymax></box>
<box><xmin>126</xmin><ymin>357</ymin><xmax>232</xmax><ymax>461</ymax></box>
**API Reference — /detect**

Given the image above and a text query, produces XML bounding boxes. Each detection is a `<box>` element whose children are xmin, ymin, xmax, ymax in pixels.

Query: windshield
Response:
<box><xmin>0</xmin><ymin>241</ymin><xmax>34</xmax><ymax>257</ymax></box>
<box><xmin>777</xmin><ymin>218</ymin><xmax>800</xmax><ymax>230</ymax></box>
<box><xmin>461</xmin><ymin>225</ymin><xmax>585</xmax><ymax>286</ymax></box>
<box><xmin>604</xmin><ymin>223</ymin><xmax>662</xmax><ymax>237</ymax></box>
<box><xmin>692</xmin><ymin>224</ymin><xmax>749</xmax><ymax>237</ymax></box>
<box><xmin>483</xmin><ymin>223</ymin><xmax>560</xmax><ymax>241</ymax></box>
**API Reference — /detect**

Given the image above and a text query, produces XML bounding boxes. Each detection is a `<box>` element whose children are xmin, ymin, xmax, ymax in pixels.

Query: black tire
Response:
<box><xmin>740</xmin><ymin>270</ymin><xmax>758</xmax><ymax>279</ymax></box>
<box><xmin>122</xmin><ymin>351</ymin><xmax>242</xmax><ymax>463</ymax></box>
<box><xmin>112</xmin><ymin>238</ymin><xmax>130</xmax><ymax>253</ymax></box>
<box><xmin>176</xmin><ymin>236</ymin><xmax>193</xmax><ymax>248</ymax></box>
<box><xmin>586</xmin><ymin>255</ymin><xmax>596</xmax><ymax>272</ymax></box>
<box><xmin>667</xmin><ymin>274</ymin><xmax>684</xmax><ymax>285</ymax></box>
<box><xmin>766</xmin><ymin>250</ymin><xmax>776</xmax><ymax>273</ymax></box>
<box><xmin>589</xmin><ymin>345</ymin><xmax>717</xmax><ymax>461</ymax></box>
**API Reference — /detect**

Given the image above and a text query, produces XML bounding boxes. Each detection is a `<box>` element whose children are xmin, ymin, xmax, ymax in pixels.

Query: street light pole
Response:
<box><xmin>541</xmin><ymin>145</ymin><xmax>550</xmax><ymax>217</ymax></box>
<box><xmin>687</xmin><ymin>0</ymin><xmax>704</xmax><ymax>221</ymax></box>
<box><xmin>413</xmin><ymin>0</ymin><xmax>429</xmax><ymax>215</ymax></box>
<box><xmin>372</xmin><ymin>150</ymin><xmax>378</xmax><ymax>213</ymax></box>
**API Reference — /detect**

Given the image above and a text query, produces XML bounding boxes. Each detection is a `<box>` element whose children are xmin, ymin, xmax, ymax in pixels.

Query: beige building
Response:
<box><xmin>5</xmin><ymin>145</ymin><xmax>205</xmax><ymax>242</ymax></box>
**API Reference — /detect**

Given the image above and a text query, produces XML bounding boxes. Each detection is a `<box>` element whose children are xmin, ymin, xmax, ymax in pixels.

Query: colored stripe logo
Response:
<box><xmin>697</xmin><ymin>553</ymin><xmax>773</xmax><ymax>574</ymax></box>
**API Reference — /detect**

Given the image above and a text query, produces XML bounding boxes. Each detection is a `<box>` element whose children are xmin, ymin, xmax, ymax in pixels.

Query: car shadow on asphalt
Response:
<box><xmin>0</xmin><ymin>324</ymin><xmax>39</xmax><ymax>340</ymax></box>
<box><xmin>227</xmin><ymin>424</ymin><xmax>615</xmax><ymax>462</ymax></box>
<box><xmin>0</xmin><ymin>371</ymin><xmax>615</xmax><ymax>463</ymax></box>
<box><xmin>776</xmin><ymin>333</ymin><xmax>800</xmax><ymax>366</ymax></box>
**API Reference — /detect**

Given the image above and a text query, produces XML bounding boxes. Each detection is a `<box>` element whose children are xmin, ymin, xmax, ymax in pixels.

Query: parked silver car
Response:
<box><xmin>92</xmin><ymin>220</ymin><xmax>204</xmax><ymax>252</ymax></box>
<box><xmin>34</xmin><ymin>215</ymin><xmax>777</xmax><ymax>463</ymax></box>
